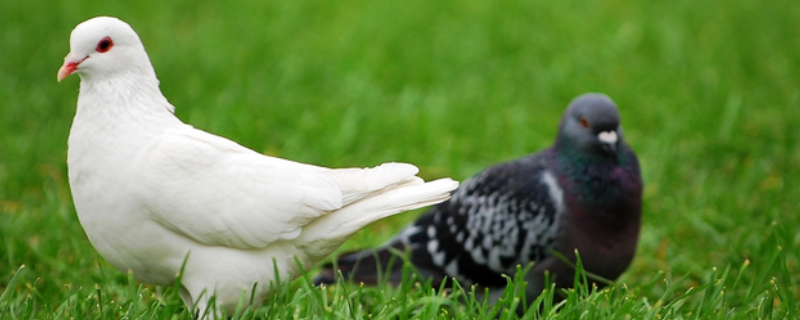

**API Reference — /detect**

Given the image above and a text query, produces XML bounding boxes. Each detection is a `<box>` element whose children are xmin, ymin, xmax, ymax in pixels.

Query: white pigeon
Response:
<box><xmin>57</xmin><ymin>16</ymin><xmax>458</xmax><ymax>316</ymax></box>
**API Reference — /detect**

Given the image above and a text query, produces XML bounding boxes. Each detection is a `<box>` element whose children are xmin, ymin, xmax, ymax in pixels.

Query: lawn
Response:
<box><xmin>1</xmin><ymin>0</ymin><xmax>798</xmax><ymax>318</ymax></box>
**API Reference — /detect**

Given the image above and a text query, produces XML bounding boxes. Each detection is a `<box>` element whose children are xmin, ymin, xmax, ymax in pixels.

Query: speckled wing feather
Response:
<box><xmin>398</xmin><ymin>150</ymin><xmax>564</xmax><ymax>287</ymax></box>
<box><xmin>316</xmin><ymin>150</ymin><xmax>566</xmax><ymax>288</ymax></box>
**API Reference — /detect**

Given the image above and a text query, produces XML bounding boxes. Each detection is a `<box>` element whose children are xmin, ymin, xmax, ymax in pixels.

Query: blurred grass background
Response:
<box><xmin>1</xmin><ymin>0</ymin><xmax>798</xmax><ymax>318</ymax></box>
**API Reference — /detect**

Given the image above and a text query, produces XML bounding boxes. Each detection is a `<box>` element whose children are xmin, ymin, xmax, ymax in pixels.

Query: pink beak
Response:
<box><xmin>57</xmin><ymin>53</ymin><xmax>88</xmax><ymax>82</ymax></box>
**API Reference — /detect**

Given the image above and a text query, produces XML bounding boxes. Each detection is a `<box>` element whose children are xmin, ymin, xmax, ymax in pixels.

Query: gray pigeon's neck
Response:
<box><xmin>552</xmin><ymin>145</ymin><xmax>641</xmax><ymax>220</ymax></box>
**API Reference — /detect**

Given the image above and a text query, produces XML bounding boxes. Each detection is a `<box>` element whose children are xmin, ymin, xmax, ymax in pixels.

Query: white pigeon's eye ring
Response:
<box><xmin>96</xmin><ymin>37</ymin><xmax>114</xmax><ymax>53</ymax></box>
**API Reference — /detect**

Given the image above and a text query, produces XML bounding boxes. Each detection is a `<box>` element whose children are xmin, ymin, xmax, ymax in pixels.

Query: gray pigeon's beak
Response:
<box><xmin>598</xmin><ymin>131</ymin><xmax>618</xmax><ymax>153</ymax></box>
<box><xmin>57</xmin><ymin>53</ymin><xmax>88</xmax><ymax>82</ymax></box>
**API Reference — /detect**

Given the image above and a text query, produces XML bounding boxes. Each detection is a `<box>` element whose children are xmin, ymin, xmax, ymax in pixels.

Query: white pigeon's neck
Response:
<box><xmin>76</xmin><ymin>72</ymin><xmax>177</xmax><ymax>124</ymax></box>
<box><xmin>68</xmin><ymin>71</ymin><xmax>186</xmax><ymax>179</ymax></box>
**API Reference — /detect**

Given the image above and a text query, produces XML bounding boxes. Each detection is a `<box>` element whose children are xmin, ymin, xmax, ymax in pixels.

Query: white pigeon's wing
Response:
<box><xmin>136</xmin><ymin>126</ymin><xmax>343</xmax><ymax>249</ymax></box>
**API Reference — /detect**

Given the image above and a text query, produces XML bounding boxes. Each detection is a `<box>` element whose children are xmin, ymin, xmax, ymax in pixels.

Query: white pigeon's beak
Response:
<box><xmin>57</xmin><ymin>53</ymin><xmax>88</xmax><ymax>82</ymax></box>
<box><xmin>598</xmin><ymin>131</ymin><xmax>618</xmax><ymax>152</ymax></box>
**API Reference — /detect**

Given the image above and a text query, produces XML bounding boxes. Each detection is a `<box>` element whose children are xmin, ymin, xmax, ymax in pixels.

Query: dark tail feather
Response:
<box><xmin>313</xmin><ymin>242</ymin><xmax>407</xmax><ymax>286</ymax></box>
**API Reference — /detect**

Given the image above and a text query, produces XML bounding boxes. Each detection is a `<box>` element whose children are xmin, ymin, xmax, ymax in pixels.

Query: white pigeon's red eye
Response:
<box><xmin>96</xmin><ymin>37</ymin><xmax>114</xmax><ymax>53</ymax></box>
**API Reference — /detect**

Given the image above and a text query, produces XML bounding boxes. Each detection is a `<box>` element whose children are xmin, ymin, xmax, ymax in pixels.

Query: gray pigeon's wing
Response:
<box><xmin>401</xmin><ymin>150</ymin><xmax>565</xmax><ymax>287</ymax></box>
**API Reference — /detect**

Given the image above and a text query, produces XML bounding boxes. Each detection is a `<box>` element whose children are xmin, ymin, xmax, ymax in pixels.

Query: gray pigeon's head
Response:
<box><xmin>558</xmin><ymin>93</ymin><xmax>623</xmax><ymax>155</ymax></box>
<box><xmin>58</xmin><ymin>16</ymin><xmax>154</xmax><ymax>82</ymax></box>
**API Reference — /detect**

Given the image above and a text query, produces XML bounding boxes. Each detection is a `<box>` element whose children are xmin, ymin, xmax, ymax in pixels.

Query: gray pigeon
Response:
<box><xmin>315</xmin><ymin>93</ymin><xmax>643</xmax><ymax>309</ymax></box>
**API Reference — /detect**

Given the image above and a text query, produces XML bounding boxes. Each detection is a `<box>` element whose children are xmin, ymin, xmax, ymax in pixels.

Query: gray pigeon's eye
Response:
<box><xmin>579</xmin><ymin>116</ymin><xmax>590</xmax><ymax>128</ymax></box>
<box><xmin>96</xmin><ymin>37</ymin><xmax>114</xmax><ymax>53</ymax></box>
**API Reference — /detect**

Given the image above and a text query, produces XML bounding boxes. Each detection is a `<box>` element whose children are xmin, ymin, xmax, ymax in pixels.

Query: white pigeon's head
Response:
<box><xmin>57</xmin><ymin>16</ymin><xmax>154</xmax><ymax>82</ymax></box>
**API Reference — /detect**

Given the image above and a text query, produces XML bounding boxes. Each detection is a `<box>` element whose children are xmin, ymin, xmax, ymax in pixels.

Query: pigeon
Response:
<box><xmin>315</xmin><ymin>93</ymin><xmax>642</xmax><ymax>309</ymax></box>
<box><xmin>57</xmin><ymin>16</ymin><xmax>458</xmax><ymax>316</ymax></box>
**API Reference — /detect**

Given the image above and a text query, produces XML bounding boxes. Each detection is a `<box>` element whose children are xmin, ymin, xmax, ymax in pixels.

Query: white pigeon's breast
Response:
<box><xmin>70</xmin><ymin>181</ymin><xmax>180</xmax><ymax>284</ymax></box>
<box><xmin>67</xmin><ymin>116</ymin><xmax>190</xmax><ymax>284</ymax></box>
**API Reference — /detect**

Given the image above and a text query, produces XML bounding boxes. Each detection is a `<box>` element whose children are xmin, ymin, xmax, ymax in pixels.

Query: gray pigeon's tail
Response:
<box><xmin>313</xmin><ymin>242</ymin><xmax>407</xmax><ymax>286</ymax></box>
<box><xmin>314</xmin><ymin>236</ymin><xmax>450</xmax><ymax>287</ymax></box>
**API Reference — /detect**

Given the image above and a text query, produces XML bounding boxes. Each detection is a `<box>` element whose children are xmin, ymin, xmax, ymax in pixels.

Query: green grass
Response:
<box><xmin>1</xmin><ymin>0</ymin><xmax>798</xmax><ymax>318</ymax></box>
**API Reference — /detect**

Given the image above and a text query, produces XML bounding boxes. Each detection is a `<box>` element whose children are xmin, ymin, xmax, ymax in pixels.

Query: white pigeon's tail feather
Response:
<box><xmin>298</xmin><ymin>177</ymin><xmax>458</xmax><ymax>259</ymax></box>
<box><xmin>325</xmin><ymin>162</ymin><xmax>422</xmax><ymax>204</ymax></box>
